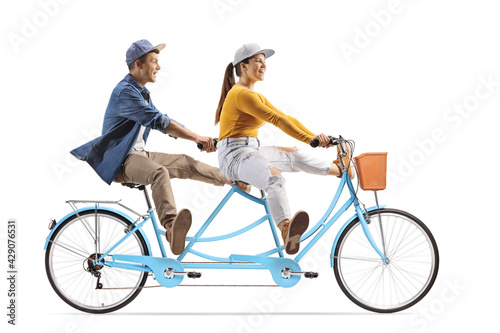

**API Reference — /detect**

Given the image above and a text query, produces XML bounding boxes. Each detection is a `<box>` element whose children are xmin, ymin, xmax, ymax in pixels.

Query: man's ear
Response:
<box><xmin>134</xmin><ymin>59</ymin><xmax>142</xmax><ymax>70</ymax></box>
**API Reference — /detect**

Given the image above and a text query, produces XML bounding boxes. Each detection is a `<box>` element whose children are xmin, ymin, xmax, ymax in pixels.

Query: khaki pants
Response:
<box><xmin>114</xmin><ymin>150</ymin><xmax>226</xmax><ymax>227</ymax></box>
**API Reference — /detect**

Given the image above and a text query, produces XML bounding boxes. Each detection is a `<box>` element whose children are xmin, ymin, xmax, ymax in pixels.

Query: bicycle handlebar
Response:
<box><xmin>197</xmin><ymin>138</ymin><xmax>218</xmax><ymax>150</ymax></box>
<box><xmin>197</xmin><ymin>136</ymin><xmax>344</xmax><ymax>151</ymax></box>
<box><xmin>311</xmin><ymin>135</ymin><xmax>348</xmax><ymax>158</ymax></box>
<box><xmin>310</xmin><ymin>135</ymin><xmax>339</xmax><ymax>148</ymax></box>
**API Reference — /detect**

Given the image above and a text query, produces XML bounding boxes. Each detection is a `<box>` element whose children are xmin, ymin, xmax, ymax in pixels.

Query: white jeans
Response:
<box><xmin>218</xmin><ymin>137</ymin><xmax>330</xmax><ymax>225</ymax></box>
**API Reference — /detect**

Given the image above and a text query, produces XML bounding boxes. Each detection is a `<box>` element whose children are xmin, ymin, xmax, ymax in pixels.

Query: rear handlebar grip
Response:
<box><xmin>197</xmin><ymin>138</ymin><xmax>218</xmax><ymax>150</ymax></box>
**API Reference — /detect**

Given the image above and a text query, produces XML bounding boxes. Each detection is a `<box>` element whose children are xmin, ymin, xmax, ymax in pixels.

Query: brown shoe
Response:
<box><xmin>333</xmin><ymin>143</ymin><xmax>355</xmax><ymax>179</ymax></box>
<box><xmin>165</xmin><ymin>209</ymin><xmax>192</xmax><ymax>255</ymax></box>
<box><xmin>278</xmin><ymin>211</ymin><xmax>309</xmax><ymax>255</ymax></box>
<box><xmin>236</xmin><ymin>182</ymin><xmax>252</xmax><ymax>193</ymax></box>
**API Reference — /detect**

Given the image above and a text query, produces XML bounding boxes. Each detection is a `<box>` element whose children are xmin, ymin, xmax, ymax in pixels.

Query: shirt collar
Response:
<box><xmin>124</xmin><ymin>74</ymin><xmax>149</xmax><ymax>94</ymax></box>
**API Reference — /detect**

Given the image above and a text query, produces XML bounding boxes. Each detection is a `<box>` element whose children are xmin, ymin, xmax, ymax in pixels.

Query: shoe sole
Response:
<box><xmin>236</xmin><ymin>182</ymin><xmax>252</xmax><ymax>193</ymax></box>
<box><xmin>334</xmin><ymin>158</ymin><xmax>355</xmax><ymax>180</ymax></box>
<box><xmin>170</xmin><ymin>209</ymin><xmax>192</xmax><ymax>255</ymax></box>
<box><xmin>342</xmin><ymin>145</ymin><xmax>355</xmax><ymax>180</ymax></box>
<box><xmin>285</xmin><ymin>211</ymin><xmax>309</xmax><ymax>255</ymax></box>
<box><xmin>346</xmin><ymin>161</ymin><xmax>355</xmax><ymax>179</ymax></box>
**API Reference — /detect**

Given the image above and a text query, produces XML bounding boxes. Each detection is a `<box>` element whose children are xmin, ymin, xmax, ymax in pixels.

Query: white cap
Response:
<box><xmin>232</xmin><ymin>43</ymin><xmax>275</xmax><ymax>66</ymax></box>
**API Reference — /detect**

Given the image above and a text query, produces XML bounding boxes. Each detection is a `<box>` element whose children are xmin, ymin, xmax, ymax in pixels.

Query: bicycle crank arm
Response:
<box><xmin>164</xmin><ymin>268</ymin><xmax>201</xmax><ymax>279</ymax></box>
<box><xmin>229</xmin><ymin>254</ymin><xmax>303</xmax><ymax>287</ymax></box>
<box><xmin>281</xmin><ymin>268</ymin><xmax>319</xmax><ymax>279</ymax></box>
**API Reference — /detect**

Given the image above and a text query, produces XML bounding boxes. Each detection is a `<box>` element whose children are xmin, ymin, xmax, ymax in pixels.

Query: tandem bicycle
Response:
<box><xmin>44</xmin><ymin>136</ymin><xmax>439</xmax><ymax>313</ymax></box>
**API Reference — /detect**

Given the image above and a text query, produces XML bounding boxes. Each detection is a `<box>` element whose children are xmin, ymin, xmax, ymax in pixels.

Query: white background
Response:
<box><xmin>1</xmin><ymin>0</ymin><xmax>499</xmax><ymax>332</ymax></box>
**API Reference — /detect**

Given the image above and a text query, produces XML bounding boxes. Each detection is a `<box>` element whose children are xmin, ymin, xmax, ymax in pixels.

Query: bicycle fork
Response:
<box><xmin>354</xmin><ymin>202</ymin><xmax>389</xmax><ymax>264</ymax></box>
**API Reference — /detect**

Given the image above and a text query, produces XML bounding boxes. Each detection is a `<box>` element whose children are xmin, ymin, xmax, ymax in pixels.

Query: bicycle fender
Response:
<box><xmin>43</xmin><ymin>206</ymin><xmax>152</xmax><ymax>255</ymax></box>
<box><xmin>330</xmin><ymin>205</ymin><xmax>386</xmax><ymax>268</ymax></box>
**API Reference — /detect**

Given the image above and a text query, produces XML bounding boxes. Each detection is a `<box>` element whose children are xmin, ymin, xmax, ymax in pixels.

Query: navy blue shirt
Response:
<box><xmin>71</xmin><ymin>74</ymin><xmax>177</xmax><ymax>184</ymax></box>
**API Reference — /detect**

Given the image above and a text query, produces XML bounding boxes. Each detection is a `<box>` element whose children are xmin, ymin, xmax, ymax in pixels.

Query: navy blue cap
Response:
<box><xmin>126</xmin><ymin>39</ymin><xmax>166</xmax><ymax>66</ymax></box>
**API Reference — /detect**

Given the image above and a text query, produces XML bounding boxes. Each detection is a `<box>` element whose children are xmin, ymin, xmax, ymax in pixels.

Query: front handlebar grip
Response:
<box><xmin>197</xmin><ymin>138</ymin><xmax>218</xmax><ymax>150</ymax></box>
<box><xmin>310</xmin><ymin>135</ymin><xmax>337</xmax><ymax>148</ymax></box>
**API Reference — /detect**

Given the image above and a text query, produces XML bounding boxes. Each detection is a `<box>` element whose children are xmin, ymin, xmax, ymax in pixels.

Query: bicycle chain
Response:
<box><xmin>181</xmin><ymin>261</ymin><xmax>257</xmax><ymax>264</ymax></box>
<box><xmin>101</xmin><ymin>284</ymin><xmax>277</xmax><ymax>290</ymax></box>
<box><xmin>100</xmin><ymin>261</ymin><xmax>277</xmax><ymax>289</ymax></box>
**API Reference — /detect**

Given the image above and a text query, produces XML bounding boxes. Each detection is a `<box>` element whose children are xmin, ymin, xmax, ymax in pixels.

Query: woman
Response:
<box><xmin>215</xmin><ymin>43</ymin><xmax>353</xmax><ymax>254</ymax></box>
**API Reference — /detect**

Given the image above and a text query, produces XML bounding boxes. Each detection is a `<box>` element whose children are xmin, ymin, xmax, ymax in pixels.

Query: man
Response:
<box><xmin>71</xmin><ymin>39</ymin><xmax>245</xmax><ymax>255</ymax></box>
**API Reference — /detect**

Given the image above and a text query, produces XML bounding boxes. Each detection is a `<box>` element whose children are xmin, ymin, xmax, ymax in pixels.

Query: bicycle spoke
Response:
<box><xmin>337</xmin><ymin>256</ymin><xmax>383</xmax><ymax>263</ymax></box>
<box><xmin>49</xmin><ymin>239</ymin><xmax>90</xmax><ymax>259</ymax></box>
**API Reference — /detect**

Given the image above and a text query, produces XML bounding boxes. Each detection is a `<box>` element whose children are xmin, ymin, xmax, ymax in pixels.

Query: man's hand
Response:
<box><xmin>196</xmin><ymin>136</ymin><xmax>216</xmax><ymax>153</ymax></box>
<box><xmin>311</xmin><ymin>133</ymin><xmax>333</xmax><ymax>148</ymax></box>
<box><xmin>165</xmin><ymin>121</ymin><xmax>217</xmax><ymax>152</ymax></box>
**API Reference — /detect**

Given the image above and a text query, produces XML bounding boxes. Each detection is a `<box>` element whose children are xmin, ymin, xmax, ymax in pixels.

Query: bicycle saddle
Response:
<box><xmin>121</xmin><ymin>183</ymin><xmax>145</xmax><ymax>190</ymax></box>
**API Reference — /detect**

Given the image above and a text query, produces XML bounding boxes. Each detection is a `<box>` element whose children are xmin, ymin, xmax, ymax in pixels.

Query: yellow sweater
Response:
<box><xmin>219</xmin><ymin>85</ymin><xmax>315</xmax><ymax>144</ymax></box>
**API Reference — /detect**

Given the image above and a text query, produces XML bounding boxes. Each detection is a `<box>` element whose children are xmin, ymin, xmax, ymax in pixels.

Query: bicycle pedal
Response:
<box><xmin>187</xmin><ymin>272</ymin><xmax>202</xmax><ymax>279</ymax></box>
<box><xmin>304</xmin><ymin>272</ymin><xmax>319</xmax><ymax>279</ymax></box>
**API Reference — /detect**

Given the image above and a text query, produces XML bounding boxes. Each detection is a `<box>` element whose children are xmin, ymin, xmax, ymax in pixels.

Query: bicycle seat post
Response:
<box><xmin>140</xmin><ymin>185</ymin><xmax>153</xmax><ymax>210</ymax></box>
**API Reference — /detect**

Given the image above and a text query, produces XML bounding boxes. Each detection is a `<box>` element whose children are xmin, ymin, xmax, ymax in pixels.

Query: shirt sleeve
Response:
<box><xmin>236</xmin><ymin>89</ymin><xmax>315</xmax><ymax>144</ymax></box>
<box><xmin>260</xmin><ymin>95</ymin><xmax>316</xmax><ymax>137</ymax></box>
<box><xmin>117</xmin><ymin>85</ymin><xmax>172</xmax><ymax>134</ymax></box>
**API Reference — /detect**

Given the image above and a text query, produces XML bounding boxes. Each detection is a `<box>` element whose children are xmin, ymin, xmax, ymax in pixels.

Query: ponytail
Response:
<box><xmin>215</xmin><ymin>62</ymin><xmax>235</xmax><ymax>125</ymax></box>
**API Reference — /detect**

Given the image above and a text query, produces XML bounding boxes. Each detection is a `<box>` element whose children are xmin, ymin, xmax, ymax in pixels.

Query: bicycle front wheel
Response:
<box><xmin>45</xmin><ymin>210</ymin><xmax>149</xmax><ymax>313</ymax></box>
<box><xmin>333</xmin><ymin>208</ymin><xmax>439</xmax><ymax>313</ymax></box>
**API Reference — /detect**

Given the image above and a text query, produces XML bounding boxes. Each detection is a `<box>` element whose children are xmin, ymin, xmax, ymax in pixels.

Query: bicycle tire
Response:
<box><xmin>45</xmin><ymin>209</ymin><xmax>149</xmax><ymax>313</ymax></box>
<box><xmin>333</xmin><ymin>208</ymin><xmax>439</xmax><ymax>313</ymax></box>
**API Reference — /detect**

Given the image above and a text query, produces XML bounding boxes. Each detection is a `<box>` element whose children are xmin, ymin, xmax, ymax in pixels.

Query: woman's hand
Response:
<box><xmin>311</xmin><ymin>133</ymin><xmax>334</xmax><ymax>148</ymax></box>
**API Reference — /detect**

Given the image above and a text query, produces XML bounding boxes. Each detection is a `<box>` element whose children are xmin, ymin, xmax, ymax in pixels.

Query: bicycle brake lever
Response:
<box><xmin>337</xmin><ymin>135</ymin><xmax>347</xmax><ymax>157</ymax></box>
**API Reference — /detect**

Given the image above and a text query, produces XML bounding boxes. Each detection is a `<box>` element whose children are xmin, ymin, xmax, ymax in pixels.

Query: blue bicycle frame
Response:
<box><xmin>178</xmin><ymin>171</ymin><xmax>387</xmax><ymax>267</ymax></box>
<box><xmin>46</xmin><ymin>169</ymin><xmax>387</xmax><ymax>288</ymax></box>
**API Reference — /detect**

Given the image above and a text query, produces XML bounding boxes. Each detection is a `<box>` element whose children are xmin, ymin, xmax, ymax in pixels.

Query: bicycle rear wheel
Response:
<box><xmin>333</xmin><ymin>208</ymin><xmax>439</xmax><ymax>313</ymax></box>
<box><xmin>45</xmin><ymin>210</ymin><xmax>149</xmax><ymax>313</ymax></box>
